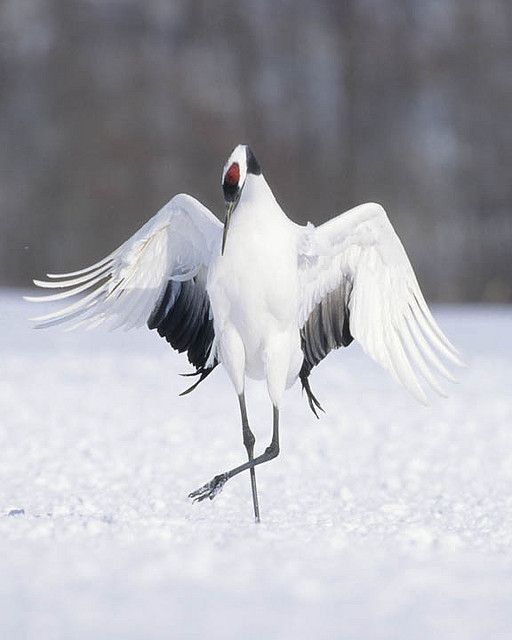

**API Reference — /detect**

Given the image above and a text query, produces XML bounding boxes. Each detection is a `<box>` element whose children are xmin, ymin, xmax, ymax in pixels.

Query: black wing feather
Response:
<box><xmin>147</xmin><ymin>273</ymin><xmax>218</xmax><ymax>391</ymax></box>
<box><xmin>299</xmin><ymin>283</ymin><xmax>354</xmax><ymax>416</ymax></box>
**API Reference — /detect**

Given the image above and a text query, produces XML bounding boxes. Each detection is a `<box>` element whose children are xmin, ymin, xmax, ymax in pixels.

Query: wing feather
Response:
<box><xmin>45</xmin><ymin>253</ymin><xmax>118</xmax><ymax>279</ymax></box>
<box><xmin>28</xmin><ymin>193</ymin><xmax>222</xmax><ymax>377</ymax></box>
<box><xmin>30</xmin><ymin>261</ymin><xmax>115</xmax><ymax>289</ymax></box>
<box><xmin>298</xmin><ymin>202</ymin><xmax>462</xmax><ymax>402</ymax></box>
<box><xmin>28</xmin><ymin>194</ymin><xmax>221</xmax><ymax>330</ymax></box>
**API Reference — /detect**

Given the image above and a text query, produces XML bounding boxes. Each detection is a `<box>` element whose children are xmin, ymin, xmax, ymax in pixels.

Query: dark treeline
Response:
<box><xmin>1</xmin><ymin>0</ymin><xmax>511</xmax><ymax>300</ymax></box>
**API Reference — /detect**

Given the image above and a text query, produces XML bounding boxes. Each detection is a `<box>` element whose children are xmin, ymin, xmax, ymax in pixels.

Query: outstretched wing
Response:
<box><xmin>297</xmin><ymin>202</ymin><xmax>463</xmax><ymax>403</ymax></box>
<box><xmin>27</xmin><ymin>193</ymin><xmax>222</xmax><ymax>372</ymax></box>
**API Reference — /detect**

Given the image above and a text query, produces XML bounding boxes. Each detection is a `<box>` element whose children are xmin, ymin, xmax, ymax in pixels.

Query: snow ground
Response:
<box><xmin>0</xmin><ymin>290</ymin><xmax>511</xmax><ymax>639</ymax></box>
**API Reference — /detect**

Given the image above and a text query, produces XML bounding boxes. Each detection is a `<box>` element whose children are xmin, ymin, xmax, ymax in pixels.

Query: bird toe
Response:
<box><xmin>189</xmin><ymin>473</ymin><xmax>228</xmax><ymax>502</ymax></box>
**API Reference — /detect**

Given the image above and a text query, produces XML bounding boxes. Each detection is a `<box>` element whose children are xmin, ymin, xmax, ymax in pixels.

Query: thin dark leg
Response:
<box><xmin>189</xmin><ymin>405</ymin><xmax>280</xmax><ymax>505</ymax></box>
<box><xmin>238</xmin><ymin>393</ymin><xmax>260</xmax><ymax>523</ymax></box>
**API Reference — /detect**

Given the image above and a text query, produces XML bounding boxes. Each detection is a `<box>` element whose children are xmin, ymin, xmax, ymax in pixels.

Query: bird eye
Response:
<box><xmin>224</xmin><ymin>163</ymin><xmax>240</xmax><ymax>187</ymax></box>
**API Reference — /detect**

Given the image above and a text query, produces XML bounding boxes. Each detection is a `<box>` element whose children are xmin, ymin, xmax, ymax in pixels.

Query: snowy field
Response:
<box><xmin>1</xmin><ymin>290</ymin><xmax>511</xmax><ymax>639</ymax></box>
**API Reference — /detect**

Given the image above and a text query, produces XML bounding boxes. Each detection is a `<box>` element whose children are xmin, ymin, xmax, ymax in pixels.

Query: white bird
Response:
<box><xmin>28</xmin><ymin>144</ymin><xmax>462</xmax><ymax>522</ymax></box>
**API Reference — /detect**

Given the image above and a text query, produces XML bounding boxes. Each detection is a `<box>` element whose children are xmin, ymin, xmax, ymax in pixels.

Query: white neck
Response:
<box><xmin>236</xmin><ymin>173</ymin><xmax>284</xmax><ymax>220</ymax></box>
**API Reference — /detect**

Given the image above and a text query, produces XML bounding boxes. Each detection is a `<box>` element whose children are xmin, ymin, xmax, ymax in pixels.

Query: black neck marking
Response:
<box><xmin>223</xmin><ymin>181</ymin><xmax>239</xmax><ymax>202</ymax></box>
<box><xmin>246</xmin><ymin>146</ymin><xmax>261</xmax><ymax>175</ymax></box>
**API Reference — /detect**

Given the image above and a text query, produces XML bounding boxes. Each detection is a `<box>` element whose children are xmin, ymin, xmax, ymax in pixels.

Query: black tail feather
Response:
<box><xmin>299</xmin><ymin>369</ymin><xmax>325</xmax><ymax>419</ymax></box>
<box><xmin>179</xmin><ymin>364</ymin><xmax>218</xmax><ymax>396</ymax></box>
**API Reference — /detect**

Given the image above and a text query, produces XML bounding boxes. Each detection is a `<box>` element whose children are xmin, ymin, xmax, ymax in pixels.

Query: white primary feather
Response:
<box><xmin>298</xmin><ymin>202</ymin><xmax>463</xmax><ymax>403</ymax></box>
<box><xmin>27</xmin><ymin>194</ymin><xmax>222</xmax><ymax>330</ymax></box>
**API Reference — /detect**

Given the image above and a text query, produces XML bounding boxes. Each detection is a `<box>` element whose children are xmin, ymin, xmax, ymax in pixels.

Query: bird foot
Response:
<box><xmin>189</xmin><ymin>473</ymin><xmax>229</xmax><ymax>502</ymax></box>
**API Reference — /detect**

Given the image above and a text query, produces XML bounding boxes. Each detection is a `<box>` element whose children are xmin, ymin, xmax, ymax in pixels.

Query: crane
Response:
<box><xmin>28</xmin><ymin>144</ymin><xmax>462</xmax><ymax>522</ymax></box>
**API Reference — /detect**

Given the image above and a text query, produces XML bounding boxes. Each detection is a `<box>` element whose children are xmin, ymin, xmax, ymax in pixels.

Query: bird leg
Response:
<box><xmin>238</xmin><ymin>393</ymin><xmax>260</xmax><ymax>522</ymax></box>
<box><xmin>189</xmin><ymin>405</ymin><xmax>280</xmax><ymax>512</ymax></box>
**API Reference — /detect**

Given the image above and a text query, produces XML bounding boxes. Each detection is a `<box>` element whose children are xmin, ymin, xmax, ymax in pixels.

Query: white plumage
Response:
<box><xmin>297</xmin><ymin>202</ymin><xmax>461</xmax><ymax>403</ymax></box>
<box><xmin>28</xmin><ymin>144</ymin><xmax>462</xmax><ymax>520</ymax></box>
<box><xmin>27</xmin><ymin>194</ymin><xmax>222</xmax><ymax>332</ymax></box>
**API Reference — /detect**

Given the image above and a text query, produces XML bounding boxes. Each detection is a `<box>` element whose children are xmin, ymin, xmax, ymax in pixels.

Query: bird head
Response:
<box><xmin>221</xmin><ymin>144</ymin><xmax>261</xmax><ymax>254</ymax></box>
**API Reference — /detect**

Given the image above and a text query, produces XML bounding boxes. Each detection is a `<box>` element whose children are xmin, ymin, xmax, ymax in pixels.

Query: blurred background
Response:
<box><xmin>0</xmin><ymin>0</ymin><xmax>510</xmax><ymax>301</ymax></box>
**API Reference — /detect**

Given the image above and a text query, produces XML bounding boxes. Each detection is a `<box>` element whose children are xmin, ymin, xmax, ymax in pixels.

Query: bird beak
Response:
<box><xmin>221</xmin><ymin>200</ymin><xmax>236</xmax><ymax>255</ymax></box>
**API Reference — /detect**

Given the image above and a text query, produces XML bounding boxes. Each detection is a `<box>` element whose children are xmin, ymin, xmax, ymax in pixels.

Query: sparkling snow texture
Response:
<box><xmin>1</xmin><ymin>292</ymin><xmax>511</xmax><ymax>639</ymax></box>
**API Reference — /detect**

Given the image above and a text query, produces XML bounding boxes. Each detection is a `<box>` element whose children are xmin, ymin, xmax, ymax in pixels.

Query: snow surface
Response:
<box><xmin>1</xmin><ymin>290</ymin><xmax>511</xmax><ymax>639</ymax></box>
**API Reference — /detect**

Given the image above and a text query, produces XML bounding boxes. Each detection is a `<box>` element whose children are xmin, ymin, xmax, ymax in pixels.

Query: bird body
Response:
<box><xmin>207</xmin><ymin>172</ymin><xmax>302</xmax><ymax>400</ymax></box>
<box><xmin>28</xmin><ymin>144</ymin><xmax>463</xmax><ymax>521</ymax></box>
